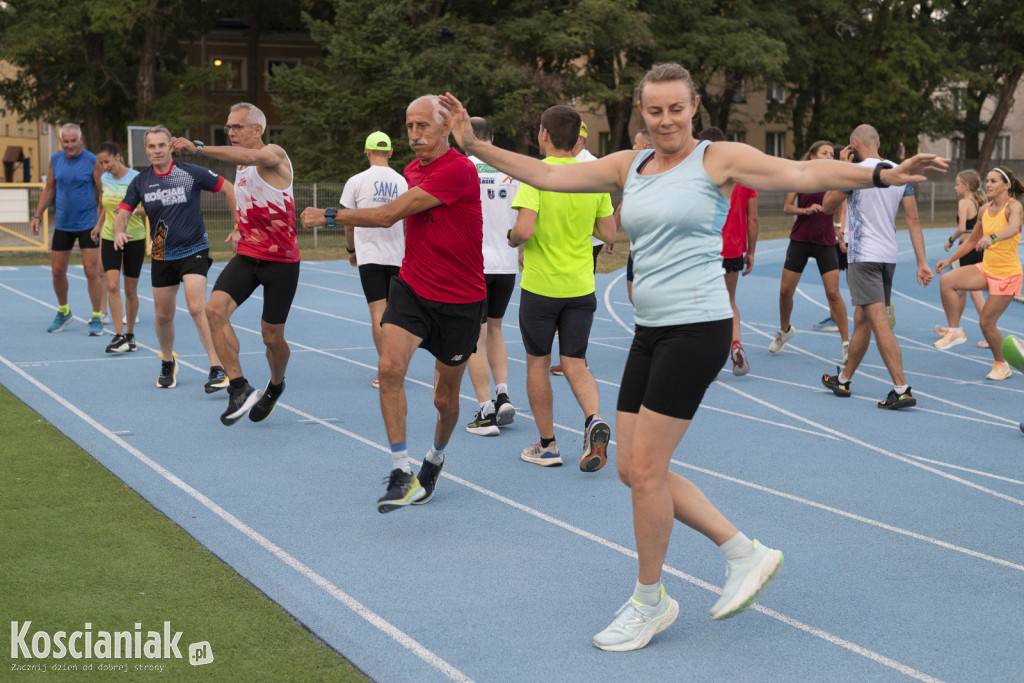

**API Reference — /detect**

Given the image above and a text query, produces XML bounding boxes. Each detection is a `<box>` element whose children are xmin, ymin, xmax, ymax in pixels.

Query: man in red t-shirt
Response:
<box><xmin>301</xmin><ymin>94</ymin><xmax>485</xmax><ymax>514</ymax></box>
<box><xmin>699</xmin><ymin>127</ymin><xmax>759</xmax><ymax>376</ymax></box>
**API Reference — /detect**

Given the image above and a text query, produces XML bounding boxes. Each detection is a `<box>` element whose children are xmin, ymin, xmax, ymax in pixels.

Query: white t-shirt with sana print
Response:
<box><xmin>845</xmin><ymin>158</ymin><xmax>915</xmax><ymax>264</ymax></box>
<box><xmin>339</xmin><ymin>165</ymin><xmax>408</xmax><ymax>266</ymax></box>
<box><xmin>469</xmin><ymin>155</ymin><xmax>518</xmax><ymax>274</ymax></box>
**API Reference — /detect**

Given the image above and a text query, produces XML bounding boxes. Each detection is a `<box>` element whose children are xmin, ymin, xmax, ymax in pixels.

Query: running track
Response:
<box><xmin>1</xmin><ymin>227</ymin><xmax>1022</xmax><ymax>682</ymax></box>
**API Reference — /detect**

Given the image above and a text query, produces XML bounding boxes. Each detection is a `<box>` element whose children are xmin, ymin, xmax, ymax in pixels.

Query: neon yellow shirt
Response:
<box><xmin>513</xmin><ymin>157</ymin><xmax>613</xmax><ymax>298</ymax></box>
<box><xmin>101</xmin><ymin>170</ymin><xmax>145</xmax><ymax>241</ymax></box>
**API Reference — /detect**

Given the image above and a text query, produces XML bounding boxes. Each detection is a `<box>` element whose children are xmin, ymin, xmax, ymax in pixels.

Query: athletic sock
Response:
<box><xmin>58</xmin><ymin>304</ymin><xmax>70</xmax><ymax>315</ymax></box>
<box><xmin>495</xmin><ymin>383</ymin><xmax>508</xmax><ymax>396</ymax></box>
<box><xmin>895</xmin><ymin>384</ymin><xmax>908</xmax><ymax>394</ymax></box>
<box><xmin>92</xmin><ymin>311</ymin><xmax>101</xmax><ymax>318</ymax></box>
<box><xmin>266</xmin><ymin>380</ymin><xmax>284</xmax><ymax>398</ymax></box>
<box><xmin>838</xmin><ymin>371</ymin><xmax>850</xmax><ymax>384</ymax></box>
<box><xmin>585</xmin><ymin>414</ymin><xmax>596</xmax><ymax>429</ymax></box>
<box><xmin>229</xmin><ymin>377</ymin><xmax>248</xmax><ymax>392</ymax></box>
<box><xmin>719</xmin><ymin>532</ymin><xmax>756</xmax><ymax>562</ymax></box>
<box><xmin>390</xmin><ymin>441</ymin><xmax>410</xmax><ymax>473</ymax></box>
<box><xmin>632</xmin><ymin>580</ymin><xmax>662</xmax><ymax>607</ymax></box>
<box><xmin>425</xmin><ymin>442</ymin><xmax>445</xmax><ymax>466</ymax></box>
<box><xmin>948</xmin><ymin>327</ymin><xmax>962</xmax><ymax>334</ymax></box>
<box><xmin>478</xmin><ymin>400</ymin><xmax>495</xmax><ymax>417</ymax></box>
<box><xmin>540</xmin><ymin>437</ymin><xmax>556</xmax><ymax>448</ymax></box>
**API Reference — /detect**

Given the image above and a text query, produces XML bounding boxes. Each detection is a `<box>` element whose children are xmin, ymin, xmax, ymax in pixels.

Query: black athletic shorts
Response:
<box><xmin>592</xmin><ymin>244</ymin><xmax>603</xmax><ymax>273</ymax></box>
<box><xmin>483</xmin><ymin>273</ymin><xmax>516</xmax><ymax>320</ymax></box>
<box><xmin>722</xmin><ymin>256</ymin><xmax>744</xmax><ymax>274</ymax></box>
<box><xmin>626</xmin><ymin>253</ymin><xmax>634</xmax><ymax>283</ymax></box>
<box><xmin>518</xmin><ymin>289</ymin><xmax>596</xmax><ymax>358</ymax></box>
<box><xmin>783</xmin><ymin>240</ymin><xmax>840</xmax><ymax>275</ymax></box>
<box><xmin>101</xmin><ymin>238</ymin><xmax>145</xmax><ymax>279</ymax></box>
<box><xmin>213</xmin><ymin>254</ymin><xmax>301</xmax><ymax>326</ymax></box>
<box><xmin>958</xmin><ymin>246</ymin><xmax>983</xmax><ymax>267</ymax></box>
<box><xmin>358</xmin><ymin>263</ymin><xmax>400</xmax><ymax>304</ymax></box>
<box><xmin>617</xmin><ymin>318</ymin><xmax>732</xmax><ymax>420</ymax></box>
<box><xmin>52</xmin><ymin>229</ymin><xmax>98</xmax><ymax>251</ymax></box>
<box><xmin>151</xmin><ymin>249</ymin><xmax>211</xmax><ymax>288</ymax></box>
<box><xmin>381</xmin><ymin>277</ymin><xmax>484</xmax><ymax>366</ymax></box>
<box><xmin>837</xmin><ymin>245</ymin><xmax>848</xmax><ymax>271</ymax></box>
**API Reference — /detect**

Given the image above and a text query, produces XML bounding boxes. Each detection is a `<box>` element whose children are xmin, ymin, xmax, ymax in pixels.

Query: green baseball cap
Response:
<box><xmin>365</xmin><ymin>131</ymin><xmax>392</xmax><ymax>151</ymax></box>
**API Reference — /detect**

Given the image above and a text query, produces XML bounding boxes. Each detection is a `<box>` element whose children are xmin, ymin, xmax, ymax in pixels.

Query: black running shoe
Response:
<box><xmin>412</xmin><ymin>459</ymin><xmax>444</xmax><ymax>505</ymax></box>
<box><xmin>377</xmin><ymin>469</ymin><xmax>425</xmax><ymax>513</ymax></box>
<box><xmin>821</xmin><ymin>367</ymin><xmax>851</xmax><ymax>397</ymax></box>
<box><xmin>466</xmin><ymin>410</ymin><xmax>499</xmax><ymax>436</ymax></box>
<box><xmin>157</xmin><ymin>359</ymin><xmax>177</xmax><ymax>388</ymax></box>
<box><xmin>879</xmin><ymin>387</ymin><xmax>916</xmax><ymax>410</ymax></box>
<box><xmin>125</xmin><ymin>333</ymin><xmax>137</xmax><ymax>352</ymax></box>
<box><xmin>581</xmin><ymin>418</ymin><xmax>611</xmax><ymax>472</ymax></box>
<box><xmin>105</xmin><ymin>334</ymin><xmax>129</xmax><ymax>353</ymax></box>
<box><xmin>495</xmin><ymin>392</ymin><xmax>516</xmax><ymax>426</ymax></box>
<box><xmin>205</xmin><ymin>365</ymin><xmax>229</xmax><ymax>393</ymax></box>
<box><xmin>248</xmin><ymin>380</ymin><xmax>284</xmax><ymax>423</ymax></box>
<box><xmin>220</xmin><ymin>383</ymin><xmax>261</xmax><ymax>425</ymax></box>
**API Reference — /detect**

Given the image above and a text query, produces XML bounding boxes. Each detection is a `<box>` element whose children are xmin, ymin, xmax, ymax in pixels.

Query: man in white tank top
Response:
<box><xmin>171</xmin><ymin>102</ymin><xmax>301</xmax><ymax>426</ymax></box>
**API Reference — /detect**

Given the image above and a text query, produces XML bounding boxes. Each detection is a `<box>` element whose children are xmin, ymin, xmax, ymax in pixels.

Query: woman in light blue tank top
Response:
<box><xmin>440</xmin><ymin>66</ymin><xmax>948</xmax><ymax>651</ymax></box>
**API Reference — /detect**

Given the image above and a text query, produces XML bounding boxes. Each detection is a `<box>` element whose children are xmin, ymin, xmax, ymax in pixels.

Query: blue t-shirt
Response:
<box><xmin>619</xmin><ymin>141</ymin><xmax>732</xmax><ymax>327</ymax></box>
<box><xmin>121</xmin><ymin>161</ymin><xmax>224</xmax><ymax>261</ymax></box>
<box><xmin>51</xmin><ymin>150</ymin><xmax>98</xmax><ymax>231</ymax></box>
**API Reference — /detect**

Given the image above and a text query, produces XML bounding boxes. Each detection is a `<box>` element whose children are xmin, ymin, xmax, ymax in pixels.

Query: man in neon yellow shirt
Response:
<box><xmin>508</xmin><ymin>104</ymin><xmax>616</xmax><ymax>472</ymax></box>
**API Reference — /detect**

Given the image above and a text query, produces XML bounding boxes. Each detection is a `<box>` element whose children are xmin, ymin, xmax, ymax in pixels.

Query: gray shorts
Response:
<box><xmin>846</xmin><ymin>261</ymin><xmax>895</xmax><ymax>307</ymax></box>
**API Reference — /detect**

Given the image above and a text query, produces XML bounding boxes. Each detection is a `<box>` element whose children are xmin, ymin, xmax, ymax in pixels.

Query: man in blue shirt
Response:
<box><xmin>113</xmin><ymin>125</ymin><xmax>234</xmax><ymax>391</ymax></box>
<box><xmin>30</xmin><ymin>123</ymin><xmax>105</xmax><ymax>335</ymax></box>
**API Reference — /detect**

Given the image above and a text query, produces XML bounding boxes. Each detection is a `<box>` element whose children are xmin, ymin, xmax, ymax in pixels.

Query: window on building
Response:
<box><xmin>267</xmin><ymin>127</ymin><xmax>286</xmax><ymax>145</ymax></box>
<box><xmin>211</xmin><ymin>57</ymin><xmax>245</xmax><ymax>91</ymax></box>
<box><xmin>731</xmin><ymin>82</ymin><xmax>746</xmax><ymax>104</ymax></box>
<box><xmin>766</xmin><ymin>83</ymin><xmax>785</xmax><ymax>104</ymax></box>
<box><xmin>726</xmin><ymin>131</ymin><xmax>746</xmax><ymax>144</ymax></box>
<box><xmin>265</xmin><ymin>58</ymin><xmax>299</xmax><ymax>93</ymax></box>
<box><xmin>212</xmin><ymin>127</ymin><xmax>229</xmax><ymax>146</ymax></box>
<box><xmin>950</xmin><ymin>137</ymin><xmax>965</xmax><ymax>160</ymax></box>
<box><xmin>994</xmin><ymin>134</ymin><xmax>1011</xmax><ymax>160</ymax></box>
<box><xmin>766</xmin><ymin>132</ymin><xmax>785</xmax><ymax>157</ymax></box>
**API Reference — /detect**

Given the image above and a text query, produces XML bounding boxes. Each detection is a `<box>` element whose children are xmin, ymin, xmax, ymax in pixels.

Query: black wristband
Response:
<box><xmin>947</xmin><ymin>236</ymin><xmax>956</xmax><ymax>245</ymax></box>
<box><xmin>872</xmin><ymin>162</ymin><xmax>893</xmax><ymax>188</ymax></box>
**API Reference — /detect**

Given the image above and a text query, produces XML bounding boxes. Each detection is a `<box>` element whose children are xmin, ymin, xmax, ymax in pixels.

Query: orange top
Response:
<box><xmin>981</xmin><ymin>200</ymin><xmax>1022</xmax><ymax>277</ymax></box>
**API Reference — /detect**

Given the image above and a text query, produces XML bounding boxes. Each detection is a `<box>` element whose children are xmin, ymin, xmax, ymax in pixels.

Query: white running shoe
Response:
<box><xmin>934</xmin><ymin>329</ymin><xmax>967</xmax><ymax>349</ymax></box>
<box><xmin>709</xmin><ymin>541</ymin><xmax>783</xmax><ymax>620</ymax></box>
<box><xmin>768</xmin><ymin>325</ymin><xmax>796</xmax><ymax>353</ymax></box>
<box><xmin>593</xmin><ymin>587</ymin><xmax>679</xmax><ymax>651</ymax></box>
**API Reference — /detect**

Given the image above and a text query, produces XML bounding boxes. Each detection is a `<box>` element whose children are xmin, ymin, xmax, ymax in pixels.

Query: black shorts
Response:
<box><xmin>592</xmin><ymin>244</ymin><xmax>603</xmax><ymax>273</ymax></box>
<box><xmin>837</xmin><ymin>245</ymin><xmax>848</xmax><ymax>271</ymax></box>
<box><xmin>101</xmin><ymin>238</ymin><xmax>146</xmax><ymax>279</ymax></box>
<box><xmin>213</xmin><ymin>254</ymin><xmax>301</xmax><ymax>326</ymax></box>
<box><xmin>958</xmin><ymin>247</ymin><xmax>983</xmax><ymax>267</ymax></box>
<box><xmin>617</xmin><ymin>318</ymin><xmax>732</xmax><ymax>420</ymax></box>
<box><xmin>358</xmin><ymin>263</ymin><xmax>401</xmax><ymax>304</ymax></box>
<box><xmin>722</xmin><ymin>256</ymin><xmax>744</xmax><ymax>274</ymax></box>
<box><xmin>518</xmin><ymin>289</ymin><xmax>596</xmax><ymax>358</ymax></box>
<box><xmin>483</xmin><ymin>273</ymin><xmax>516</xmax><ymax>320</ymax></box>
<box><xmin>151</xmin><ymin>250</ymin><xmax>212</xmax><ymax>288</ymax></box>
<box><xmin>381</xmin><ymin>277</ymin><xmax>484</xmax><ymax>367</ymax></box>
<box><xmin>51</xmin><ymin>229</ymin><xmax>98</xmax><ymax>251</ymax></box>
<box><xmin>626</xmin><ymin>253</ymin><xmax>634</xmax><ymax>283</ymax></box>
<box><xmin>784</xmin><ymin>240</ymin><xmax>840</xmax><ymax>275</ymax></box>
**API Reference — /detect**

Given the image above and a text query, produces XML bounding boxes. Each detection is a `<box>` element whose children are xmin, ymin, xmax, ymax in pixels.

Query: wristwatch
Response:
<box><xmin>324</xmin><ymin>207</ymin><xmax>337</xmax><ymax>229</ymax></box>
<box><xmin>193</xmin><ymin>140</ymin><xmax>204</xmax><ymax>156</ymax></box>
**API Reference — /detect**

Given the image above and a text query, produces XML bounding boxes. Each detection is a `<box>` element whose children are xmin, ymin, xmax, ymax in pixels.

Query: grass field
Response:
<box><xmin>0</xmin><ymin>385</ymin><xmax>367</xmax><ymax>681</ymax></box>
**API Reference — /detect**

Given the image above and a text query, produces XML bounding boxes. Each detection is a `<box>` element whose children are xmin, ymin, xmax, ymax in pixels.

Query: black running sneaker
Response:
<box><xmin>205</xmin><ymin>365</ymin><xmax>229</xmax><ymax>393</ymax></box>
<box><xmin>581</xmin><ymin>417</ymin><xmax>611</xmax><ymax>472</ymax></box>
<box><xmin>495</xmin><ymin>392</ymin><xmax>516</xmax><ymax>426</ymax></box>
<box><xmin>125</xmin><ymin>333</ymin><xmax>137</xmax><ymax>352</ymax></box>
<box><xmin>105</xmin><ymin>334</ymin><xmax>129</xmax><ymax>353</ymax></box>
<box><xmin>377</xmin><ymin>469</ymin><xmax>425</xmax><ymax>513</ymax></box>
<box><xmin>412</xmin><ymin>459</ymin><xmax>444</xmax><ymax>505</ymax></box>
<box><xmin>821</xmin><ymin>367</ymin><xmax>851</xmax><ymax>397</ymax></box>
<box><xmin>465</xmin><ymin>410</ymin><xmax>499</xmax><ymax>436</ymax></box>
<box><xmin>248</xmin><ymin>380</ymin><xmax>284</xmax><ymax>423</ymax></box>
<box><xmin>157</xmin><ymin>359</ymin><xmax>177</xmax><ymax>388</ymax></box>
<box><xmin>879</xmin><ymin>387</ymin><xmax>916</xmax><ymax>410</ymax></box>
<box><xmin>221</xmin><ymin>383</ymin><xmax>261</xmax><ymax>425</ymax></box>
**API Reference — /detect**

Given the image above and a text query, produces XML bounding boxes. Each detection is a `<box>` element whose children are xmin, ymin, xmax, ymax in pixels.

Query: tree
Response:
<box><xmin>0</xmin><ymin>0</ymin><xmax>222</xmax><ymax>144</ymax></box>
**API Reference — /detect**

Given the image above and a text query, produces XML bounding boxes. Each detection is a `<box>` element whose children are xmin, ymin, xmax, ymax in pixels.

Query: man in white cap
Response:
<box><xmin>337</xmin><ymin>132</ymin><xmax>409</xmax><ymax>387</ymax></box>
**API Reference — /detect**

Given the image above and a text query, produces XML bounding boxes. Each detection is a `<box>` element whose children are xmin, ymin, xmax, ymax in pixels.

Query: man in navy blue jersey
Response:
<box><xmin>113</xmin><ymin>126</ymin><xmax>234</xmax><ymax>390</ymax></box>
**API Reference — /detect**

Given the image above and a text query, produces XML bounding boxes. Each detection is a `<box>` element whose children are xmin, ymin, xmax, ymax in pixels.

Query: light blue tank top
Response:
<box><xmin>51</xmin><ymin>150</ymin><xmax>98</xmax><ymax>231</ymax></box>
<box><xmin>620</xmin><ymin>141</ymin><xmax>732</xmax><ymax>327</ymax></box>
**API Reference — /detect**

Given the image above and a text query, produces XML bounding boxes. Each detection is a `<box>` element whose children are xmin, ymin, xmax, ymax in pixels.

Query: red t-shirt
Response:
<box><xmin>401</xmin><ymin>148</ymin><xmax>485</xmax><ymax>303</ymax></box>
<box><xmin>721</xmin><ymin>184</ymin><xmax>757</xmax><ymax>259</ymax></box>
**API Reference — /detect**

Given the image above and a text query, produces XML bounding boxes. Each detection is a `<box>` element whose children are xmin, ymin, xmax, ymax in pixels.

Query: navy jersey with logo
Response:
<box><xmin>120</xmin><ymin>161</ymin><xmax>225</xmax><ymax>260</ymax></box>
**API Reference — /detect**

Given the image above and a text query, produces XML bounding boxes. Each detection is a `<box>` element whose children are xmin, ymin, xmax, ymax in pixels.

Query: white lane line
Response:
<box><xmin>902</xmin><ymin>454</ymin><xmax>1024</xmax><ymax>486</ymax></box>
<box><xmin>0</xmin><ymin>354</ymin><xmax>472</xmax><ymax>683</ymax></box>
